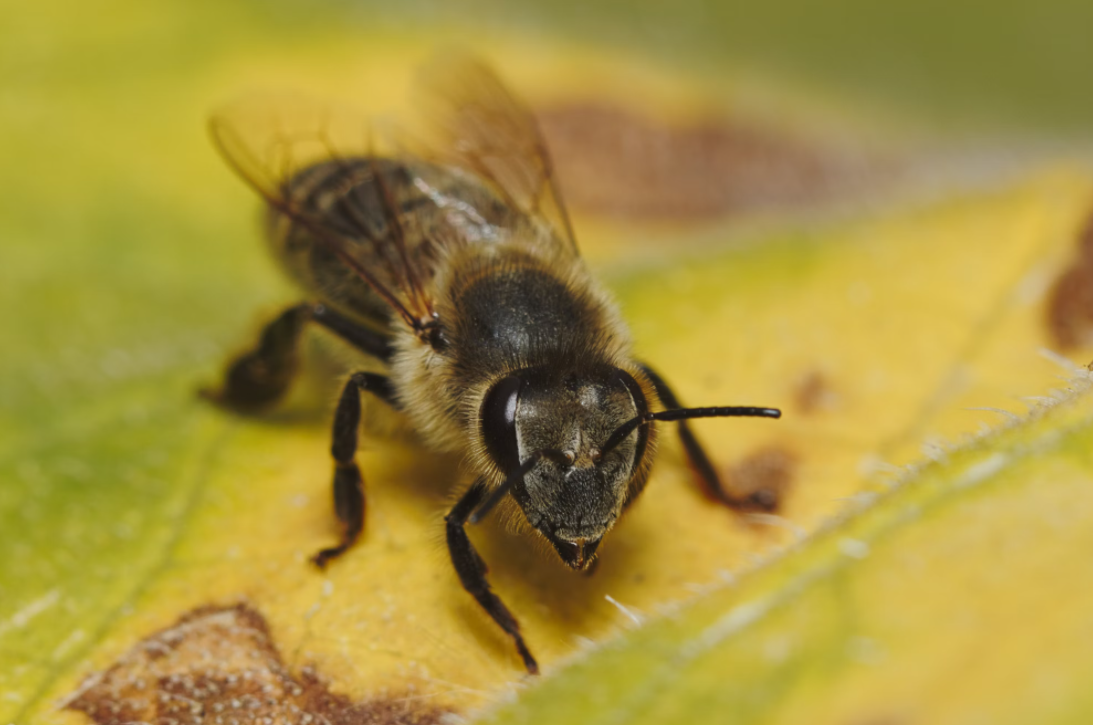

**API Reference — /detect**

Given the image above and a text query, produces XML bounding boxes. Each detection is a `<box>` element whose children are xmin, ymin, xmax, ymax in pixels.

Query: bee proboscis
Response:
<box><xmin>205</xmin><ymin>54</ymin><xmax>781</xmax><ymax>674</ymax></box>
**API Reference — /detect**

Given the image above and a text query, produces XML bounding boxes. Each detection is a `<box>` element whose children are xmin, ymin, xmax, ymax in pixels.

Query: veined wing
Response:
<box><xmin>414</xmin><ymin>53</ymin><xmax>581</xmax><ymax>258</ymax></box>
<box><xmin>209</xmin><ymin>93</ymin><xmax>434</xmax><ymax>333</ymax></box>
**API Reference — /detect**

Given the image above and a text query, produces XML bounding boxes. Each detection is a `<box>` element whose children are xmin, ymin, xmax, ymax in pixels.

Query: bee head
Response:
<box><xmin>478</xmin><ymin>365</ymin><xmax>651</xmax><ymax>571</ymax></box>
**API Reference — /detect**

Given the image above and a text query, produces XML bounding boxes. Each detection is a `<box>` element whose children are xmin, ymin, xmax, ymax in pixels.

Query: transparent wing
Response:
<box><xmin>209</xmin><ymin>92</ymin><xmax>432</xmax><ymax>331</ymax></box>
<box><xmin>414</xmin><ymin>53</ymin><xmax>581</xmax><ymax>257</ymax></box>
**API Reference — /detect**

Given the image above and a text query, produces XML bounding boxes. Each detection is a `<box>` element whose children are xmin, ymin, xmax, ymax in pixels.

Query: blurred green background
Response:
<box><xmin>375</xmin><ymin>0</ymin><xmax>1093</xmax><ymax>134</ymax></box>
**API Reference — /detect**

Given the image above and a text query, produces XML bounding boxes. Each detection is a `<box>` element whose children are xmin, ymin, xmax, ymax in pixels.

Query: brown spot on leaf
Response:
<box><xmin>794</xmin><ymin>369</ymin><xmax>841</xmax><ymax>414</ymax></box>
<box><xmin>538</xmin><ymin>102</ymin><xmax>892</xmax><ymax>222</ymax></box>
<box><xmin>65</xmin><ymin>603</ymin><xmax>450</xmax><ymax>725</ymax></box>
<box><xmin>1047</xmin><ymin>209</ymin><xmax>1093</xmax><ymax>349</ymax></box>
<box><xmin>724</xmin><ymin>447</ymin><xmax>797</xmax><ymax>513</ymax></box>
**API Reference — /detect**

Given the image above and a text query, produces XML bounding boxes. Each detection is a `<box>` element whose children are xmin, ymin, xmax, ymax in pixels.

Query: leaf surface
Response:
<box><xmin>3</xmin><ymin>2</ymin><xmax>1093</xmax><ymax>724</ymax></box>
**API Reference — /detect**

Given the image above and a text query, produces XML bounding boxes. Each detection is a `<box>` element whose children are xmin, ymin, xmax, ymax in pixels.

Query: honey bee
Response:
<box><xmin>205</xmin><ymin>55</ymin><xmax>781</xmax><ymax>674</ymax></box>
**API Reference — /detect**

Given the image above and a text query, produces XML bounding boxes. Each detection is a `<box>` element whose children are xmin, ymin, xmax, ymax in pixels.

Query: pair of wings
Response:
<box><xmin>210</xmin><ymin>54</ymin><xmax>579</xmax><ymax>333</ymax></box>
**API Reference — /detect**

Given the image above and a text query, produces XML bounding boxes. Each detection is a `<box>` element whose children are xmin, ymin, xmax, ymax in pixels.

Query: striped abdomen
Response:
<box><xmin>268</xmin><ymin>157</ymin><xmax>521</xmax><ymax>330</ymax></box>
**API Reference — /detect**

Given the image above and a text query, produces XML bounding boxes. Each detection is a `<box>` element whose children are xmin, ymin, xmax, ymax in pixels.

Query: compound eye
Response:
<box><xmin>481</xmin><ymin>376</ymin><xmax>523</xmax><ymax>472</ymax></box>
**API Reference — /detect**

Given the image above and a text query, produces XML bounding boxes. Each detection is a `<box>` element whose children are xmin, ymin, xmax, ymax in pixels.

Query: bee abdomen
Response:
<box><xmin>269</xmin><ymin>158</ymin><xmax>429</xmax><ymax>327</ymax></box>
<box><xmin>267</xmin><ymin>157</ymin><xmax>517</xmax><ymax>331</ymax></box>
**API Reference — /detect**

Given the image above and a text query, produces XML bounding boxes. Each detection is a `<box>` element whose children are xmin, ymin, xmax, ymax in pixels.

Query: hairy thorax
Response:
<box><xmin>388</xmin><ymin>242</ymin><xmax>631</xmax><ymax>459</ymax></box>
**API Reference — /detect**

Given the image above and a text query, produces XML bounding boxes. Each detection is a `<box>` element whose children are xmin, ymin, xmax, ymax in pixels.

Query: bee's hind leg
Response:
<box><xmin>203</xmin><ymin>302</ymin><xmax>393</xmax><ymax>413</ymax></box>
<box><xmin>312</xmin><ymin>371</ymin><xmax>397</xmax><ymax>569</ymax></box>
<box><xmin>638</xmin><ymin>363</ymin><xmax>779</xmax><ymax>513</ymax></box>
<box><xmin>446</xmin><ymin>479</ymin><xmax>539</xmax><ymax>675</ymax></box>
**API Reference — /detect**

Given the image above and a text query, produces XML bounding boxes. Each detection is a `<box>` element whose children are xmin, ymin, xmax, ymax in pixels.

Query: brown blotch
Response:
<box><xmin>724</xmin><ymin>447</ymin><xmax>797</xmax><ymax>513</ymax></box>
<box><xmin>1047</xmin><ymin>209</ymin><xmax>1093</xmax><ymax>349</ymax></box>
<box><xmin>64</xmin><ymin>603</ymin><xmax>450</xmax><ymax>725</ymax></box>
<box><xmin>538</xmin><ymin>103</ymin><xmax>893</xmax><ymax>222</ymax></box>
<box><xmin>794</xmin><ymin>369</ymin><xmax>840</xmax><ymax>414</ymax></box>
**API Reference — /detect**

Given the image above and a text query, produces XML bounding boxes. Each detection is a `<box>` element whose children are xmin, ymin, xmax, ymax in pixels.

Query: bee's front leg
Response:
<box><xmin>446</xmin><ymin>479</ymin><xmax>539</xmax><ymax>674</ymax></box>
<box><xmin>311</xmin><ymin>371</ymin><xmax>397</xmax><ymax>569</ymax></box>
<box><xmin>638</xmin><ymin>363</ymin><xmax>779</xmax><ymax>513</ymax></box>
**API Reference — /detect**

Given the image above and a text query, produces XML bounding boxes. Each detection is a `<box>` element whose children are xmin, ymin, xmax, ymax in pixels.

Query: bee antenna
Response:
<box><xmin>600</xmin><ymin>406</ymin><xmax>781</xmax><ymax>459</ymax></box>
<box><xmin>469</xmin><ymin>452</ymin><xmax>542</xmax><ymax>524</ymax></box>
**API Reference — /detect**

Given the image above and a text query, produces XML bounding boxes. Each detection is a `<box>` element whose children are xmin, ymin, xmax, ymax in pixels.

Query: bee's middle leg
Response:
<box><xmin>638</xmin><ymin>362</ymin><xmax>778</xmax><ymax>513</ymax></box>
<box><xmin>311</xmin><ymin>371</ymin><xmax>397</xmax><ymax>569</ymax></box>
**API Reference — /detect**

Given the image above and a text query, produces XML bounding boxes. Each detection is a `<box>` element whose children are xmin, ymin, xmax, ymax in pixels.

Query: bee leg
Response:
<box><xmin>202</xmin><ymin>303</ymin><xmax>313</xmax><ymax>412</ymax></box>
<box><xmin>312</xmin><ymin>371</ymin><xmax>396</xmax><ymax>569</ymax></box>
<box><xmin>638</xmin><ymin>363</ymin><xmax>778</xmax><ymax>513</ymax></box>
<box><xmin>311</xmin><ymin>303</ymin><xmax>394</xmax><ymax>362</ymax></box>
<box><xmin>204</xmin><ymin>303</ymin><xmax>393</xmax><ymax>413</ymax></box>
<box><xmin>446</xmin><ymin>479</ymin><xmax>540</xmax><ymax>675</ymax></box>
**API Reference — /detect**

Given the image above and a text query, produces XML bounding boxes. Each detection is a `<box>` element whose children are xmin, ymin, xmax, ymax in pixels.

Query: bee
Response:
<box><xmin>205</xmin><ymin>55</ymin><xmax>781</xmax><ymax>674</ymax></box>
